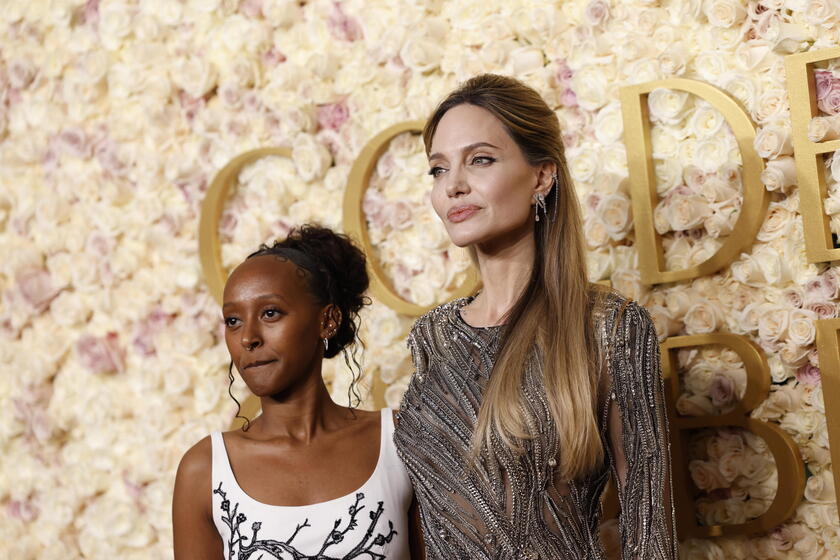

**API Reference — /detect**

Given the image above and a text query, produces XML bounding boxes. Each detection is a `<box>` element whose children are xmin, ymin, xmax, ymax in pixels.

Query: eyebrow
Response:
<box><xmin>428</xmin><ymin>141</ymin><xmax>500</xmax><ymax>161</ymax></box>
<box><xmin>222</xmin><ymin>293</ymin><xmax>289</xmax><ymax>309</ymax></box>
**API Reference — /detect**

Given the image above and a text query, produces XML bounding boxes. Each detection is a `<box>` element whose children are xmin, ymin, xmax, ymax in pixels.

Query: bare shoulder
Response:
<box><xmin>176</xmin><ymin>435</ymin><xmax>212</xmax><ymax>484</ymax></box>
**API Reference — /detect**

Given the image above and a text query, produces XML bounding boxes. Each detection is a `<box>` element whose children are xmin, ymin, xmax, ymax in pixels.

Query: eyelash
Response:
<box><xmin>428</xmin><ymin>156</ymin><xmax>496</xmax><ymax>177</ymax></box>
<box><xmin>223</xmin><ymin>308</ymin><xmax>283</xmax><ymax>327</ymax></box>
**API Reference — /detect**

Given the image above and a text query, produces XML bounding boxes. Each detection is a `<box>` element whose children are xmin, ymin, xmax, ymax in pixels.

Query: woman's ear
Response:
<box><xmin>534</xmin><ymin>162</ymin><xmax>558</xmax><ymax>199</ymax></box>
<box><xmin>320</xmin><ymin>304</ymin><xmax>343</xmax><ymax>339</ymax></box>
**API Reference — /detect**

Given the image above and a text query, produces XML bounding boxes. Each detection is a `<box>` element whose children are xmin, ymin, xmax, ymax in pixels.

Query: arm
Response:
<box><xmin>393</xmin><ymin>409</ymin><xmax>426</xmax><ymax>560</ymax></box>
<box><xmin>173</xmin><ymin>436</ymin><xmax>222</xmax><ymax>560</ymax></box>
<box><xmin>606</xmin><ymin>302</ymin><xmax>678</xmax><ymax>559</ymax></box>
<box><xmin>408</xmin><ymin>495</ymin><xmax>426</xmax><ymax>560</ymax></box>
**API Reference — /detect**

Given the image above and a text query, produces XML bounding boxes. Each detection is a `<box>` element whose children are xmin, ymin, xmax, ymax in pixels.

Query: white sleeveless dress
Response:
<box><xmin>210</xmin><ymin>409</ymin><xmax>412</xmax><ymax>560</ymax></box>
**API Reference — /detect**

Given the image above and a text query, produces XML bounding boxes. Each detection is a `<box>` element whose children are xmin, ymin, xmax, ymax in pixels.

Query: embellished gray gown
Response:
<box><xmin>393</xmin><ymin>292</ymin><xmax>678</xmax><ymax>559</ymax></box>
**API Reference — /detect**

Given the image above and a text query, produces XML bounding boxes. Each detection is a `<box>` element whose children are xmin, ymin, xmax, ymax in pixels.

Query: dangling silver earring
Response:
<box><xmin>534</xmin><ymin>192</ymin><xmax>547</xmax><ymax>222</ymax></box>
<box><xmin>552</xmin><ymin>172</ymin><xmax>559</xmax><ymax>220</ymax></box>
<box><xmin>323</xmin><ymin>338</ymin><xmax>329</xmax><ymax>352</ymax></box>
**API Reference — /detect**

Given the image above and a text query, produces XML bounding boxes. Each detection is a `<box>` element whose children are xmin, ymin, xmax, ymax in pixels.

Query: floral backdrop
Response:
<box><xmin>1</xmin><ymin>0</ymin><xmax>839</xmax><ymax>557</ymax></box>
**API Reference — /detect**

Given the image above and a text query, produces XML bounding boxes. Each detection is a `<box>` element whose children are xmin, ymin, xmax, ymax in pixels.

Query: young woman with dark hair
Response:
<box><xmin>173</xmin><ymin>225</ymin><xmax>416</xmax><ymax>559</ymax></box>
<box><xmin>393</xmin><ymin>75</ymin><xmax>678</xmax><ymax>559</ymax></box>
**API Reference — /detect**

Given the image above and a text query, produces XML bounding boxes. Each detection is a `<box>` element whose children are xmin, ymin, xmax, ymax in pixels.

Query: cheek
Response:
<box><xmin>430</xmin><ymin>183</ymin><xmax>447</xmax><ymax>220</ymax></box>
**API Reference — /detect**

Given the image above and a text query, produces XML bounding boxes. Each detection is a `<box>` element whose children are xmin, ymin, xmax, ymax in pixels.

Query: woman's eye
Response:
<box><xmin>471</xmin><ymin>156</ymin><xmax>495</xmax><ymax>165</ymax></box>
<box><xmin>262</xmin><ymin>308</ymin><xmax>282</xmax><ymax>319</ymax></box>
<box><xmin>428</xmin><ymin>166</ymin><xmax>446</xmax><ymax>177</ymax></box>
<box><xmin>224</xmin><ymin>317</ymin><xmax>239</xmax><ymax>328</ymax></box>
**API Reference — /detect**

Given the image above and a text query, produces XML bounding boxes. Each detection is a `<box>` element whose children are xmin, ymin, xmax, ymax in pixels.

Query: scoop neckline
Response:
<box><xmin>217</xmin><ymin>409</ymin><xmax>387</xmax><ymax>510</ymax></box>
<box><xmin>454</xmin><ymin>295</ymin><xmax>506</xmax><ymax>330</ymax></box>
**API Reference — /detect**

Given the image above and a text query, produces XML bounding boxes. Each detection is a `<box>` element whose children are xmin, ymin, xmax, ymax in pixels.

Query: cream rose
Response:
<box><xmin>805</xmin><ymin>469</ymin><xmax>836</xmax><ymax>504</ymax></box>
<box><xmin>655</xmin><ymin>158</ymin><xmax>683</xmax><ymax>195</ymax></box>
<box><xmin>595</xmin><ymin>193</ymin><xmax>632</xmax><ymax>240</ymax></box>
<box><xmin>292</xmin><ymin>134</ymin><xmax>332</xmax><ymax>182</ymax></box>
<box><xmin>808</xmin><ymin>115</ymin><xmax>840</xmax><ymax>142</ymax></box>
<box><xmin>662</xmin><ymin>188</ymin><xmax>713</xmax><ymax>231</ymax></box>
<box><xmin>593</xmin><ymin>104</ymin><xmax>624</xmax><ymax>145</ymax></box>
<box><xmin>689</xmin><ymin>459</ymin><xmax>728</xmax><ymax>490</ymax></box>
<box><xmin>689</xmin><ymin>103</ymin><xmax>725</xmax><ymax>138</ymax></box>
<box><xmin>571</xmin><ymin>66</ymin><xmax>610</xmax><ymax>111</ymax></box>
<box><xmin>683</xmin><ymin>300</ymin><xmax>720</xmax><ymax>334</ymax></box>
<box><xmin>703</xmin><ymin>0</ymin><xmax>747</xmax><ymax>27</ymax></box>
<box><xmin>760</xmin><ymin>156</ymin><xmax>797</xmax><ymax>192</ymax></box>
<box><xmin>648</xmin><ymin>88</ymin><xmax>691</xmax><ymax>124</ymax></box>
<box><xmin>754</xmin><ymin>125</ymin><xmax>794</xmax><ymax>159</ymax></box>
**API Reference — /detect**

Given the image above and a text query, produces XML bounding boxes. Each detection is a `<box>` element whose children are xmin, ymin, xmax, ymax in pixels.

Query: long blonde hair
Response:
<box><xmin>423</xmin><ymin>74</ymin><xmax>604</xmax><ymax>480</ymax></box>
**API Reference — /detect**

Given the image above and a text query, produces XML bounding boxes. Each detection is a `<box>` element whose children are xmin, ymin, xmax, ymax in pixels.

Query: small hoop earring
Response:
<box><xmin>534</xmin><ymin>192</ymin><xmax>547</xmax><ymax>222</ymax></box>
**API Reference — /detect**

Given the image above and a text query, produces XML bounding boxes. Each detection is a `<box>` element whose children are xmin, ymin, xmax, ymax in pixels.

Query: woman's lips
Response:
<box><xmin>447</xmin><ymin>205</ymin><xmax>480</xmax><ymax>223</ymax></box>
<box><xmin>245</xmin><ymin>359</ymin><xmax>277</xmax><ymax>370</ymax></box>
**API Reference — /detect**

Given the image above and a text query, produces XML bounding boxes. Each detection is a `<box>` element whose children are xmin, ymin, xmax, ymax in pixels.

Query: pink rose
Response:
<box><xmin>815</xmin><ymin>69</ymin><xmax>840</xmax><ymax>115</ymax></box>
<box><xmin>328</xmin><ymin>2</ymin><xmax>363</xmax><ymax>42</ymax></box>
<box><xmin>16</xmin><ymin>267</ymin><xmax>59</xmax><ymax>312</ymax></box>
<box><xmin>132</xmin><ymin>308</ymin><xmax>174</xmax><ymax>357</ymax></box>
<box><xmin>584</xmin><ymin>0</ymin><xmax>610</xmax><ymax>26</ymax></box>
<box><xmin>239</xmin><ymin>0</ymin><xmax>263</xmax><ymax>18</ymax></box>
<box><xmin>689</xmin><ymin>459</ymin><xmax>728</xmax><ymax>491</ymax></box>
<box><xmin>806</xmin><ymin>301</ymin><xmax>837</xmax><ymax>319</ymax></box>
<box><xmin>796</xmin><ymin>364</ymin><xmax>821</xmax><ymax>387</ymax></box>
<box><xmin>6</xmin><ymin>499</ymin><xmax>38</xmax><ymax>522</ymax></box>
<box><xmin>76</xmin><ymin>332</ymin><xmax>126</xmax><ymax>374</ymax></box>
<box><xmin>317</xmin><ymin>100</ymin><xmax>349</xmax><ymax>132</ymax></box>
<box><xmin>710</xmin><ymin>373</ymin><xmax>737</xmax><ymax>408</ymax></box>
<box><xmin>555</xmin><ymin>59</ymin><xmax>574</xmax><ymax>84</ymax></box>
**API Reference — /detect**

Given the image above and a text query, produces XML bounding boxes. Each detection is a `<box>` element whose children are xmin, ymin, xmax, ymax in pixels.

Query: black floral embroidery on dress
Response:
<box><xmin>214</xmin><ymin>482</ymin><xmax>398</xmax><ymax>560</ymax></box>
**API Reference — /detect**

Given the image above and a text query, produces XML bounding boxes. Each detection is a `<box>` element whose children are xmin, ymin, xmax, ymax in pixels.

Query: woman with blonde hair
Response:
<box><xmin>393</xmin><ymin>74</ymin><xmax>677</xmax><ymax>559</ymax></box>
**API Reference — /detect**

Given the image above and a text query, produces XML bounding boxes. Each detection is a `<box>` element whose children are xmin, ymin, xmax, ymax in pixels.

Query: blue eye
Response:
<box><xmin>472</xmin><ymin>156</ymin><xmax>495</xmax><ymax>165</ymax></box>
<box><xmin>428</xmin><ymin>166</ymin><xmax>446</xmax><ymax>177</ymax></box>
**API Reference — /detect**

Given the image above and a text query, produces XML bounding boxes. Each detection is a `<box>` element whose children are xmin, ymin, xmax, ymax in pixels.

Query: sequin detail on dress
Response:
<box><xmin>393</xmin><ymin>292</ymin><xmax>678</xmax><ymax>559</ymax></box>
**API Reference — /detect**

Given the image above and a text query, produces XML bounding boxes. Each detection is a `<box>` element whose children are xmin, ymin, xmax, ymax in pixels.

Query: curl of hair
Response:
<box><xmin>423</xmin><ymin>74</ymin><xmax>605</xmax><ymax>481</ymax></box>
<box><xmin>248</xmin><ymin>224</ymin><xmax>370</xmax><ymax>406</ymax></box>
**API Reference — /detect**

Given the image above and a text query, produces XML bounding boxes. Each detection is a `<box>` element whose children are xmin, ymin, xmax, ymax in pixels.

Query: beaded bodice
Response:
<box><xmin>393</xmin><ymin>292</ymin><xmax>677</xmax><ymax>559</ymax></box>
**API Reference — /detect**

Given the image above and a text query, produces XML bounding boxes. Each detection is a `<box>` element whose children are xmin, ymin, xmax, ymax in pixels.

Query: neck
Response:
<box><xmin>469</xmin><ymin>225</ymin><xmax>536</xmax><ymax>326</ymax></box>
<box><xmin>251</xmin><ymin>367</ymin><xmax>345</xmax><ymax>443</ymax></box>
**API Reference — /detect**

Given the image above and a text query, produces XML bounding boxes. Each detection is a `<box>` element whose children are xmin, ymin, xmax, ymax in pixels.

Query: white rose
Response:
<box><xmin>684</xmin><ymin>362</ymin><xmax>715</xmax><ymax>395</ymax></box>
<box><xmin>655</xmin><ymin>159</ymin><xmax>683</xmax><ymax>195</ymax></box>
<box><xmin>760</xmin><ymin>156</ymin><xmax>797</xmax><ymax>192</ymax></box>
<box><xmin>704</xmin><ymin>206</ymin><xmax>737</xmax><ymax>237</ymax></box>
<box><xmin>807</xmin><ymin>115</ymin><xmax>840</xmax><ymax>142</ymax></box>
<box><xmin>596</xmin><ymin>193</ymin><xmax>632</xmax><ymax>240</ymax></box>
<box><xmin>292</xmin><ymin>134</ymin><xmax>332</xmax><ymax>183</ymax></box>
<box><xmin>695</xmin><ymin>52</ymin><xmax>727</xmax><ymax>83</ymax></box>
<box><xmin>753</xmin><ymin>245</ymin><xmax>793</xmax><ymax>286</ymax></box>
<box><xmin>757</xmin><ymin>304</ymin><xmax>789</xmax><ymax>343</ymax></box>
<box><xmin>722</xmin><ymin>73</ymin><xmax>758</xmax><ymax>112</ymax></box>
<box><xmin>508</xmin><ymin>47</ymin><xmax>544</xmax><ymax>76</ymax></box>
<box><xmin>648</xmin><ymin>88</ymin><xmax>691</xmax><ymax>124</ymax></box>
<box><xmin>704</xmin><ymin>0</ymin><xmax>746</xmax><ymax>27</ymax></box>
<box><xmin>601</xmin><ymin>144</ymin><xmax>628</xmax><ymax>176</ymax></box>
<box><xmin>684</xmin><ymin>300</ymin><xmax>720</xmax><ymax>334</ymax></box>
<box><xmin>584</xmin><ymin>217</ymin><xmax>610</xmax><ymax>248</ymax></box>
<box><xmin>689</xmin><ymin>103</ymin><xmax>725</xmax><ymax>138</ymax></box>
<box><xmin>170</xmin><ymin>55</ymin><xmax>218</xmax><ymax>99</ymax></box>
<box><xmin>587</xmin><ymin>248</ymin><xmax>613</xmax><ymax>281</ymax></box>
<box><xmin>568</xmin><ymin>150</ymin><xmax>599</xmax><ymax>184</ymax></box>
<box><xmin>594</xmin><ymin>104</ymin><xmax>624</xmax><ymax>144</ymax></box>
<box><xmin>650</xmin><ymin>126</ymin><xmax>680</xmax><ymax>159</ymax></box>
<box><xmin>663</xmin><ymin>190</ymin><xmax>713</xmax><ymax>231</ymax></box>
<box><xmin>757</xmin><ymin>203</ymin><xmax>795</xmax><ymax>241</ymax></box>
<box><xmin>400</xmin><ymin>19</ymin><xmax>447</xmax><ymax>72</ymax></box>
<box><xmin>99</xmin><ymin>3</ymin><xmax>134</xmax><ymax>50</ymax></box>
<box><xmin>571</xmin><ymin>66</ymin><xmax>610</xmax><ymax>111</ymax></box>
<box><xmin>754</xmin><ymin>125</ymin><xmax>793</xmax><ymax>158</ymax></box>
<box><xmin>693</xmin><ymin>137</ymin><xmax>730</xmax><ymax>173</ymax></box>
<box><xmin>804</xmin><ymin>0</ymin><xmax>838</xmax><ymax>26</ymax></box>
<box><xmin>753</xmin><ymin>88</ymin><xmax>789</xmax><ymax>124</ymax></box>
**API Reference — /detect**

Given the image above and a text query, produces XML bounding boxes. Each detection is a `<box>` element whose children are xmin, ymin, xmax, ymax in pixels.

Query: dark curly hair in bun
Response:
<box><xmin>243</xmin><ymin>224</ymin><xmax>371</xmax><ymax>408</ymax></box>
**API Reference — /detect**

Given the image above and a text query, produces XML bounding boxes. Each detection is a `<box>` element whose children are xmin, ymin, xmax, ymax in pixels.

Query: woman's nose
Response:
<box><xmin>445</xmin><ymin>165</ymin><xmax>470</xmax><ymax>198</ymax></box>
<box><xmin>240</xmin><ymin>327</ymin><xmax>262</xmax><ymax>350</ymax></box>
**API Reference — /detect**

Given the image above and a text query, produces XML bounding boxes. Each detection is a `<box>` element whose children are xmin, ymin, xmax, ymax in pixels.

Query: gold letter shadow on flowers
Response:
<box><xmin>619</xmin><ymin>79</ymin><xmax>769</xmax><ymax>285</ymax></box>
<box><xmin>786</xmin><ymin>47</ymin><xmax>840</xmax><ymax>264</ymax></box>
<box><xmin>814</xmin><ymin>319</ymin><xmax>840</xmax><ymax>518</ymax></box>
<box><xmin>198</xmin><ymin>147</ymin><xmax>293</xmax><ymax>305</ymax></box>
<box><xmin>342</xmin><ymin>120</ymin><xmax>481</xmax><ymax>317</ymax></box>
<box><xmin>661</xmin><ymin>334</ymin><xmax>805</xmax><ymax>538</ymax></box>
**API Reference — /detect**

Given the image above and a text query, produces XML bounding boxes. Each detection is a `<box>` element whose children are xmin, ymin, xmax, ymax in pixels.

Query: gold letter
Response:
<box><xmin>661</xmin><ymin>334</ymin><xmax>805</xmax><ymax>538</ymax></box>
<box><xmin>814</xmin><ymin>319</ymin><xmax>840</xmax><ymax>513</ymax></box>
<box><xmin>198</xmin><ymin>147</ymin><xmax>292</xmax><ymax>304</ymax></box>
<box><xmin>786</xmin><ymin>47</ymin><xmax>840</xmax><ymax>263</ymax></box>
<box><xmin>619</xmin><ymin>79</ymin><xmax>769</xmax><ymax>285</ymax></box>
